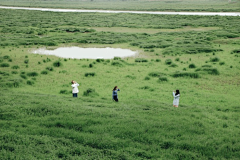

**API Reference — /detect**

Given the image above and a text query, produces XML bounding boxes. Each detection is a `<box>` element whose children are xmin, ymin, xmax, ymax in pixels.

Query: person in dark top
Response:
<box><xmin>112</xmin><ymin>86</ymin><xmax>120</xmax><ymax>102</ymax></box>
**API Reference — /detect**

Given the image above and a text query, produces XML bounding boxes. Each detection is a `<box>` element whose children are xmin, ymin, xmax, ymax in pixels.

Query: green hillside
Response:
<box><xmin>0</xmin><ymin>8</ymin><xmax>240</xmax><ymax>159</ymax></box>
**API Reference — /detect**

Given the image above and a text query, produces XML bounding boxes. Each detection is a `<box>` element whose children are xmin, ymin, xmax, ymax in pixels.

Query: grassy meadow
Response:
<box><xmin>0</xmin><ymin>0</ymin><xmax>240</xmax><ymax>12</ymax></box>
<box><xmin>0</xmin><ymin>8</ymin><xmax>240</xmax><ymax>159</ymax></box>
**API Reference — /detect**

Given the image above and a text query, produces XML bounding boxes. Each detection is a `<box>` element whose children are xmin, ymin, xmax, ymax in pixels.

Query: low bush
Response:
<box><xmin>8</xmin><ymin>59</ymin><xmax>12</xmax><ymax>62</ymax></box>
<box><xmin>203</xmin><ymin>68</ymin><xmax>220</xmax><ymax>75</ymax></box>
<box><xmin>83</xmin><ymin>88</ymin><xmax>99</xmax><ymax>97</ymax></box>
<box><xmin>0</xmin><ymin>63</ymin><xmax>10</xmax><ymax>67</ymax></box>
<box><xmin>158</xmin><ymin>77</ymin><xmax>168</xmax><ymax>82</ymax></box>
<box><xmin>231</xmin><ymin>49</ymin><xmax>240</xmax><ymax>54</ymax></box>
<box><xmin>12</xmin><ymin>71</ymin><xmax>18</xmax><ymax>74</ymax></box>
<box><xmin>24</xmin><ymin>59</ymin><xmax>29</xmax><ymax>64</ymax></box>
<box><xmin>27</xmin><ymin>80</ymin><xmax>34</xmax><ymax>85</ymax></box>
<box><xmin>96</xmin><ymin>59</ymin><xmax>104</xmax><ymax>62</ymax></box>
<box><xmin>59</xmin><ymin>90</ymin><xmax>69</xmax><ymax>94</ymax></box>
<box><xmin>27</xmin><ymin>72</ymin><xmax>38</xmax><ymax>77</ymax></box>
<box><xmin>46</xmin><ymin>67</ymin><xmax>54</xmax><ymax>71</ymax></box>
<box><xmin>172</xmin><ymin>72</ymin><xmax>200</xmax><ymax>78</ymax></box>
<box><xmin>189</xmin><ymin>63</ymin><xmax>196</xmax><ymax>68</ymax></box>
<box><xmin>175</xmin><ymin>58</ymin><xmax>180</xmax><ymax>61</ymax></box>
<box><xmin>113</xmin><ymin>57</ymin><xmax>121</xmax><ymax>60</ymax></box>
<box><xmin>149</xmin><ymin>72</ymin><xmax>165</xmax><ymax>77</ymax></box>
<box><xmin>139</xmin><ymin>86</ymin><xmax>150</xmax><ymax>90</ymax></box>
<box><xmin>170</xmin><ymin>63</ymin><xmax>178</xmax><ymax>67</ymax></box>
<box><xmin>20</xmin><ymin>74</ymin><xmax>27</xmax><ymax>79</ymax></box>
<box><xmin>3</xmin><ymin>55</ymin><xmax>10</xmax><ymax>59</ymax></box>
<box><xmin>156</xmin><ymin>59</ymin><xmax>161</xmax><ymax>62</ymax></box>
<box><xmin>202</xmin><ymin>65</ymin><xmax>212</xmax><ymax>68</ymax></box>
<box><xmin>165</xmin><ymin>59</ymin><xmax>172</xmax><ymax>65</ymax></box>
<box><xmin>89</xmin><ymin>63</ymin><xmax>93</xmax><ymax>68</ymax></box>
<box><xmin>144</xmin><ymin>76</ymin><xmax>150</xmax><ymax>80</ymax></box>
<box><xmin>111</xmin><ymin>61</ymin><xmax>123</xmax><ymax>66</ymax></box>
<box><xmin>219</xmin><ymin>62</ymin><xmax>225</xmax><ymax>65</ymax></box>
<box><xmin>12</xmin><ymin>65</ymin><xmax>19</xmax><ymax>69</ymax></box>
<box><xmin>53</xmin><ymin>61</ymin><xmax>62</xmax><ymax>67</ymax></box>
<box><xmin>85</xmin><ymin>72</ymin><xmax>95</xmax><ymax>77</ymax></box>
<box><xmin>135</xmin><ymin>58</ymin><xmax>148</xmax><ymax>63</ymax></box>
<box><xmin>210</xmin><ymin>57</ymin><xmax>220</xmax><ymax>62</ymax></box>
<box><xmin>41</xmin><ymin>70</ymin><xmax>48</xmax><ymax>75</ymax></box>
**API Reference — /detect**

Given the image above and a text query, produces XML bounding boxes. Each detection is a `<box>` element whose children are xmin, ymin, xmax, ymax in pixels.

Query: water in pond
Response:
<box><xmin>32</xmin><ymin>47</ymin><xmax>137</xmax><ymax>59</ymax></box>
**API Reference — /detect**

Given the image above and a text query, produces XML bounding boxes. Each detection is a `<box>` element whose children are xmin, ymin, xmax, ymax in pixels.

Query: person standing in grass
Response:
<box><xmin>173</xmin><ymin>89</ymin><xmax>180</xmax><ymax>107</ymax></box>
<box><xmin>71</xmin><ymin>80</ymin><xmax>79</xmax><ymax>98</ymax></box>
<box><xmin>112</xmin><ymin>86</ymin><xmax>120</xmax><ymax>102</ymax></box>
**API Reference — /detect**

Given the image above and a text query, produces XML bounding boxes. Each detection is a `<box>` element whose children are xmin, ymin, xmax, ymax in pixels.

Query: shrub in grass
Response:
<box><xmin>38</xmin><ymin>61</ymin><xmax>41</xmax><ymax>64</ymax></box>
<box><xmin>231</xmin><ymin>49</ymin><xmax>240</xmax><ymax>54</ymax></box>
<box><xmin>189</xmin><ymin>63</ymin><xmax>196</xmax><ymax>68</ymax></box>
<box><xmin>3</xmin><ymin>55</ymin><xmax>10</xmax><ymax>59</ymax></box>
<box><xmin>8</xmin><ymin>59</ymin><xmax>12</xmax><ymax>62</ymax></box>
<box><xmin>96</xmin><ymin>59</ymin><xmax>104</xmax><ymax>62</ymax></box>
<box><xmin>165</xmin><ymin>59</ymin><xmax>172</xmax><ymax>65</ymax></box>
<box><xmin>135</xmin><ymin>58</ymin><xmax>148</xmax><ymax>63</ymax></box>
<box><xmin>53</xmin><ymin>61</ymin><xmax>62</xmax><ymax>67</ymax></box>
<box><xmin>89</xmin><ymin>63</ymin><xmax>93</xmax><ymax>68</ymax></box>
<box><xmin>148</xmin><ymin>72</ymin><xmax>165</xmax><ymax>77</ymax></box>
<box><xmin>83</xmin><ymin>88</ymin><xmax>99</xmax><ymax>97</ymax></box>
<box><xmin>140</xmin><ymin>86</ymin><xmax>150</xmax><ymax>90</ymax></box>
<box><xmin>202</xmin><ymin>65</ymin><xmax>212</xmax><ymax>68</ymax></box>
<box><xmin>156</xmin><ymin>59</ymin><xmax>161</xmax><ymax>62</ymax></box>
<box><xmin>144</xmin><ymin>76</ymin><xmax>150</xmax><ymax>80</ymax></box>
<box><xmin>27</xmin><ymin>72</ymin><xmax>38</xmax><ymax>77</ymax></box>
<box><xmin>24</xmin><ymin>59</ymin><xmax>29</xmax><ymax>64</ymax></box>
<box><xmin>170</xmin><ymin>63</ymin><xmax>178</xmax><ymax>67</ymax></box>
<box><xmin>111</xmin><ymin>61</ymin><xmax>123</xmax><ymax>67</ymax></box>
<box><xmin>219</xmin><ymin>62</ymin><xmax>225</xmax><ymax>65</ymax></box>
<box><xmin>203</xmin><ymin>68</ymin><xmax>220</xmax><ymax>75</ymax></box>
<box><xmin>183</xmin><ymin>68</ymin><xmax>187</xmax><ymax>71</ymax></box>
<box><xmin>12</xmin><ymin>71</ymin><xmax>18</xmax><ymax>74</ymax></box>
<box><xmin>113</xmin><ymin>57</ymin><xmax>121</xmax><ymax>60</ymax></box>
<box><xmin>25</xmin><ymin>55</ymin><xmax>28</xmax><ymax>58</ymax></box>
<box><xmin>1</xmin><ymin>63</ymin><xmax>10</xmax><ymax>67</ymax></box>
<box><xmin>210</xmin><ymin>57</ymin><xmax>220</xmax><ymax>62</ymax></box>
<box><xmin>41</xmin><ymin>70</ymin><xmax>48</xmax><ymax>75</ymax></box>
<box><xmin>85</xmin><ymin>72</ymin><xmax>95</xmax><ymax>77</ymax></box>
<box><xmin>12</xmin><ymin>65</ymin><xmax>19</xmax><ymax>69</ymax></box>
<box><xmin>158</xmin><ymin>77</ymin><xmax>168</xmax><ymax>82</ymax></box>
<box><xmin>172</xmin><ymin>72</ymin><xmax>200</xmax><ymax>78</ymax></box>
<box><xmin>175</xmin><ymin>58</ymin><xmax>180</xmax><ymax>61</ymax></box>
<box><xmin>46</xmin><ymin>67</ymin><xmax>54</xmax><ymax>71</ymax></box>
<box><xmin>59</xmin><ymin>90</ymin><xmax>69</xmax><ymax>94</ymax></box>
<box><xmin>20</xmin><ymin>74</ymin><xmax>27</xmax><ymax>79</ymax></box>
<box><xmin>27</xmin><ymin>80</ymin><xmax>34</xmax><ymax>85</ymax></box>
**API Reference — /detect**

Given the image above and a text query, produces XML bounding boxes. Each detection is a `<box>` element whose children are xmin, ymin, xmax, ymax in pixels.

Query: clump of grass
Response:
<box><xmin>20</xmin><ymin>74</ymin><xmax>27</xmax><ymax>79</ymax></box>
<box><xmin>202</xmin><ymin>64</ymin><xmax>212</xmax><ymax>68</ymax></box>
<box><xmin>24</xmin><ymin>59</ymin><xmax>29</xmax><ymax>64</ymax></box>
<box><xmin>219</xmin><ymin>62</ymin><xmax>225</xmax><ymax>65</ymax></box>
<box><xmin>113</xmin><ymin>57</ymin><xmax>121</xmax><ymax>60</ymax></box>
<box><xmin>46</xmin><ymin>67</ymin><xmax>54</xmax><ymax>71</ymax></box>
<box><xmin>125</xmin><ymin>75</ymin><xmax>136</xmax><ymax>80</ymax></box>
<box><xmin>135</xmin><ymin>58</ymin><xmax>148</xmax><ymax>62</ymax></box>
<box><xmin>155</xmin><ymin>59</ymin><xmax>161</xmax><ymax>62</ymax></box>
<box><xmin>175</xmin><ymin>58</ymin><xmax>180</xmax><ymax>61</ymax></box>
<box><xmin>83</xmin><ymin>88</ymin><xmax>99</xmax><ymax>97</ymax></box>
<box><xmin>85</xmin><ymin>72</ymin><xmax>95</xmax><ymax>77</ymax></box>
<box><xmin>27</xmin><ymin>72</ymin><xmax>38</xmax><ymax>77</ymax></box>
<box><xmin>59</xmin><ymin>90</ymin><xmax>69</xmax><ymax>94</ymax></box>
<box><xmin>53</xmin><ymin>61</ymin><xmax>62</xmax><ymax>67</ymax></box>
<box><xmin>148</xmin><ymin>72</ymin><xmax>165</xmax><ymax>77</ymax></box>
<box><xmin>96</xmin><ymin>59</ymin><xmax>104</xmax><ymax>62</ymax></box>
<box><xmin>41</xmin><ymin>70</ymin><xmax>48</xmax><ymax>75</ymax></box>
<box><xmin>3</xmin><ymin>55</ymin><xmax>10</xmax><ymax>59</ymax></box>
<box><xmin>231</xmin><ymin>49</ymin><xmax>240</xmax><ymax>54</ymax></box>
<box><xmin>12</xmin><ymin>71</ymin><xmax>18</xmax><ymax>74</ymax></box>
<box><xmin>27</xmin><ymin>80</ymin><xmax>34</xmax><ymax>85</ymax></box>
<box><xmin>89</xmin><ymin>63</ymin><xmax>93</xmax><ymax>68</ymax></box>
<box><xmin>210</xmin><ymin>57</ymin><xmax>220</xmax><ymax>62</ymax></box>
<box><xmin>203</xmin><ymin>68</ymin><xmax>220</xmax><ymax>75</ymax></box>
<box><xmin>158</xmin><ymin>77</ymin><xmax>168</xmax><ymax>82</ymax></box>
<box><xmin>189</xmin><ymin>63</ymin><xmax>196</xmax><ymax>68</ymax></box>
<box><xmin>0</xmin><ymin>63</ymin><xmax>10</xmax><ymax>67</ymax></box>
<box><xmin>139</xmin><ymin>86</ymin><xmax>150</xmax><ymax>90</ymax></box>
<box><xmin>165</xmin><ymin>59</ymin><xmax>172</xmax><ymax>65</ymax></box>
<box><xmin>169</xmin><ymin>63</ymin><xmax>178</xmax><ymax>67</ymax></box>
<box><xmin>111</xmin><ymin>61</ymin><xmax>123</xmax><ymax>67</ymax></box>
<box><xmin>12</xmin><ymin>65</ymin><xmax>19</xmax><ymax>69</ymax></box>
<box><xmin>172</xmin><ymin>72</ymin><xmax>200</xmax><ymax>78</ymax></box>
<box><xmin>144</xmin><ymin>76</ymin><xmax>150</xmax><ymax>80</ymax></box>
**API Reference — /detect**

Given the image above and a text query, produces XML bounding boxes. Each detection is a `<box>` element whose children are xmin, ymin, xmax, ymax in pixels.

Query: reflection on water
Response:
<box><xmin>32</xmin><ymin>47</ymin><xmax>137</xmax><ymax>59</ymax></box>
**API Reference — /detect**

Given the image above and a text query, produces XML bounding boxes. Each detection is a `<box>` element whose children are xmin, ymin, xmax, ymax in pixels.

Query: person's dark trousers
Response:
<box><xmin>73</xmin><ymin>93</ymin><xmax>78</xmax><ymax>97</ymax></box>
<box><xmin>113</xmin><ymin>96</ymin><xmax>118</xmax><ymax>102</ymax></box>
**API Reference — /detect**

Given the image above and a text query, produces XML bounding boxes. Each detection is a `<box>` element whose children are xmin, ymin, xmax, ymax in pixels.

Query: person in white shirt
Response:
<box><xmin>173</xmin><ymin>89</ymin><xmax>180</xmax><ymax>107</ymax></box>
<box><xmin>71</xmin><ymin>80</ymin><xmax>79</xmax><ymax>97</ymax></box>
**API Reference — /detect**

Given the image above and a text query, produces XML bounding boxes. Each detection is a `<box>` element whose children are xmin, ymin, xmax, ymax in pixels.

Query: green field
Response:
<box><xmin>0</xmin><ymin>0</ymin><xmax>240</xmax><ymax>12</ymax></box>
<box><xmin>0</xmin><ymin>8</ymin><xmax>240</xmax><ymax>159</ymax></box>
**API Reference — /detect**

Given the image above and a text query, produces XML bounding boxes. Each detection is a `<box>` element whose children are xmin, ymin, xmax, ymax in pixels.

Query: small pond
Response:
<box><xmin>32</xmin><ymin>47</ymin><xmax>137</xmax><ymax>59</ymax></box>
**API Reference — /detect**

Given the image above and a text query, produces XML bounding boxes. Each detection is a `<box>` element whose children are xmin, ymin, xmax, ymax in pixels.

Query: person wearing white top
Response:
<box><xmin>71</xmin><ymin>80</ymin><xmax>79</xmax><ymax>97</ymax></box>
<box><xmin>173</xmin><ymin>89</ymin><xmax>180</xmax><ymax>107</ymax></box>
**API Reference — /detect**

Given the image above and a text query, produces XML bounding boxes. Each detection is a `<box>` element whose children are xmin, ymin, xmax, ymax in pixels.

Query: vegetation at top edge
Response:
<box><xmin>0</xmin><ymin>0</ymin><xmax>240</xmax><ymax>12</ymax></box>
<box><xmin>0</xmin><ymin>8</ymin><xmax>240</xmax><ymax>159</ymax></box>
